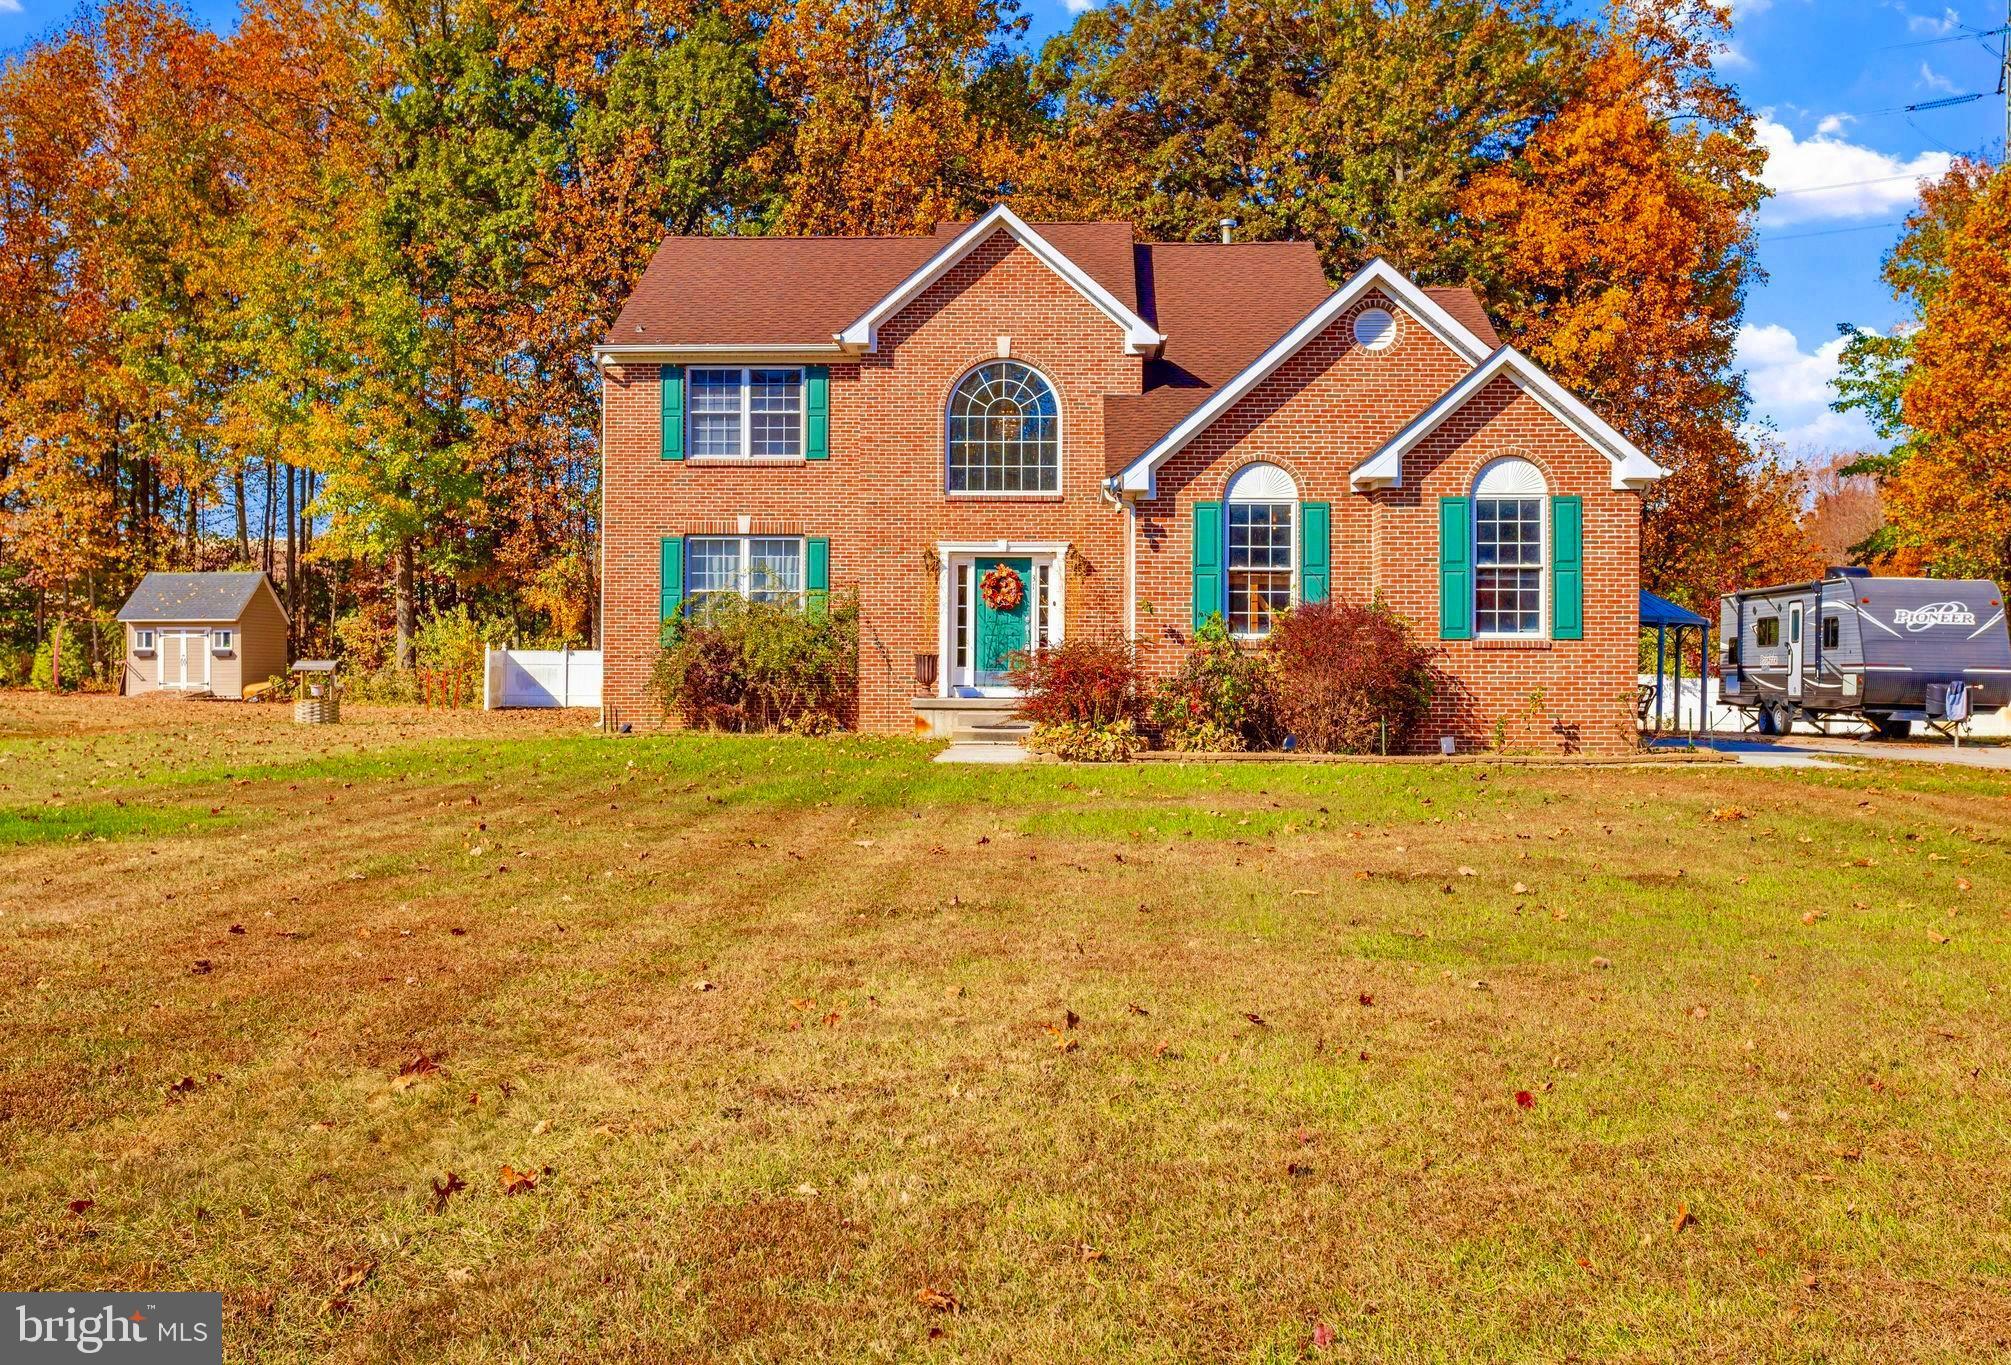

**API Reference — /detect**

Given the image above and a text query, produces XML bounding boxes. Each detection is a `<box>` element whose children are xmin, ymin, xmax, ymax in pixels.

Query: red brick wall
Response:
<box><xmin>1134</xmin><ymin>294</ymin><xmax>1642</xmax><ymax>754</ymax></box>
<box><xmin>601</xmin><ymin>231</ymin><xmax>1140</xmax><ymax>732</ymax></box>
<box><xmin>603</xmin><ymin>251</ymin><xmax>1642</xmax><ymax>750</ymax></box>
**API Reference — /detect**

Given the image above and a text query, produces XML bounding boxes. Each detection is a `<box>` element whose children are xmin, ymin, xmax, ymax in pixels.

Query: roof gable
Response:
<box><xmin>1108</xmin><ymin>258</ymin><xmax>1494</xmax><ymax>496</ymax></box>
<box><xmin>1350</xmin><ymin>346</ymin><xmax>1666</xmax><ymax>492</ymax></box>
<box><xmin>117</xmin><ymin>572</ymin><xmax>284</xmax><ymax>624</ymax></box>
<box><xmin>838</xmin><ymin>205</ymin><xmax>1165</xmax><ymax>356</ymax></box>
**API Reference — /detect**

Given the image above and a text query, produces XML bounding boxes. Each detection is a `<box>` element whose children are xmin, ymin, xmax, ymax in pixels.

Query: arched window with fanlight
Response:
<box><xmin>1472</xmin><ymin>457</ymin><xmax>1547</xmax><ymax>637</ymax></box>
<box><xmin>1224</xmin><ymin>462</ymin><xmax>1297</xmax><ymax>638</ymax></box>
<box><xmin>946</xmin><ymin>362</ymin><xmax>1060</xmax><ymax>494</ymax></box>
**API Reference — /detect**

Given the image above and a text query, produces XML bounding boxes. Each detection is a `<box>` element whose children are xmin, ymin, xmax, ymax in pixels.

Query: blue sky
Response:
<box><xmin>3</xmin><ymin>0</ymin><xmax>2004</xmax><ymax>460</ymax></box>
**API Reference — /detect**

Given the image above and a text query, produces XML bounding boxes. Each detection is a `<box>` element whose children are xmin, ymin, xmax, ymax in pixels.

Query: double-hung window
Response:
<box><xmin>135</xmin><ymin>629</ymin><xmax>155</xmax><ymax>651</ymax></box>
<box><xmin>689</xmin><ymin>368</ymin><xmax>804</xmax><ymax>459</ymax></box>
<box><xmin>685</xmin><ymin>536</ymin><xmax>804</xmax><ymax>608</ymax></box>
<box><xmin>211</xmin><ymin>628</ymin><xmax>234</xmax><ymax>652</ymax></box>
<box><xmin>1223</xmin><ymin>461</ymin><xmax>1298</xmax><ymax>639</ymax></box>
<box><xmin>1472</xmin><ymin>458</ymin><xmax>1546</xmax><ymax>637</ymax></box>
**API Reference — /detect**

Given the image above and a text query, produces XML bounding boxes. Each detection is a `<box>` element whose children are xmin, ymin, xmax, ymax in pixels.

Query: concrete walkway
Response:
<box><xmin>1651</xmin><ymin>735</ymin><xmax>2011</xmax><ymax>771</ymax></box>
<box><xmin>933</xmin><ymin>741</ymin><xmax>1028</xmax><ymax>764</ymax></box>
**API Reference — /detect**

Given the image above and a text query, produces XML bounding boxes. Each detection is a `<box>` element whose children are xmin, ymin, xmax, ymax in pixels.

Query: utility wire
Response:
<box><xmin>1758</xmin><ymin>220</ymin><xmax>1907</xmax><ymax>242</ymax></box>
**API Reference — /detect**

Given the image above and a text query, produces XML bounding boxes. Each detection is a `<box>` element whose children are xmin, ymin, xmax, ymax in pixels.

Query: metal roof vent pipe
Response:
<box><xmin>1219</xmin><ymin>218</ymin><xmax>1235</xmax><ymax>244</ymax></box>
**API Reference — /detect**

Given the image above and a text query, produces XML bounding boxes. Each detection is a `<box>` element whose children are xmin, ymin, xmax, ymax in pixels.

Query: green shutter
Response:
<box><xmin>1299</xmin><ymin>501</ymin><xmax>1330</xmax><ymax>605</ymax></box>
<box><xmin>660</xmin><ymin>365</ymin><xmax>684</xmax><ymax>461</ymax></box>
<box><xmin>1438</xmin><ymin>497</ymin><xmax>1472</xmax><ymax>641</ymax></box>
<box><xmin>804</xmin><ymin>365</ymin><xmax>829</xmax><ymax>460</ymax></box>
<box><xmin>659</xmin><ymin>537</ymin><xmax>684</xmax><ymax>637</ymax></box>
<box><xmin>1551</xmin><ymin>494</ymin><xmax>1584</xmax><ymax>641</ymax></box>
<box><xmin>805</xmin><ymin>536</ymin><xmax>830</xmax><ymax>617</ymax></box>
<box><xmin>1192</xmin><ymin>501</ymin><xmax>1223</xmax><ymax>633</ymax></box>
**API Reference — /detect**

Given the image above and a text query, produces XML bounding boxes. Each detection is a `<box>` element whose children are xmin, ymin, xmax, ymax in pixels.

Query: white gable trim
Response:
<box><xmin>1107</xmin><ymin>258</ymin><xmax>1493</xmax><ymax>497</ymax></box>
<box><xmin>837</xmin><ymin>204</ymin><xmax>1164</xmax><ymax>357</ymax></box>
<box><xmin>1349</xmin><ymin>346</ymin><xmax>1666</xmax><ymax>493</ymax></box>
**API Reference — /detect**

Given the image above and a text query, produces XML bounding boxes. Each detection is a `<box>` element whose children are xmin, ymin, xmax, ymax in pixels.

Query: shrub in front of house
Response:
<box><xmin>1150</xmin><ymin>613</ymin><xmax>1282</xmax><ymax>752</ymax></box>
<box><xmin>1265</xmin><ymin>599</ymin><xmax>1439</xmax><ymax>754</ymax></box>
<box><xmin>650</xmin><ymin>591</ymin><xmax>858</xmax><ymax>733</ymax></box>
<box><xmin>1009</xmin><ymin>637</ymin><xmax>1145</xmax><ymax>760</ymax></box>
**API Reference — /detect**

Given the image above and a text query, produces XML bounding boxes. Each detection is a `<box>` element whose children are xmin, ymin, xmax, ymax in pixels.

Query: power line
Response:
<box><xmin>1769</xmin><ymin>170</ymin><xmax>1945</xmax><ymax>197</ymax></box>
<box><xmin>1759</xmin><ymin>220</ymin><xmax>1907</xmax><ymax>242</ymax></box>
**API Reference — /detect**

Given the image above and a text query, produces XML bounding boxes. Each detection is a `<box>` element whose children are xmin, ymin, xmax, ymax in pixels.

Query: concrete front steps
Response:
<box><xmin>914</xmin><ymin>696</ymin><xmax>1032</xmax><ymax>763</ymax></box>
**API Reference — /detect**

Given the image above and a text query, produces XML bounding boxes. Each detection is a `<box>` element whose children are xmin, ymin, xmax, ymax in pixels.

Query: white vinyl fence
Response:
<box><xmin>485</xmin><ymin>647</ymin><xmax>602</xmax><ymax>709</ymax></box>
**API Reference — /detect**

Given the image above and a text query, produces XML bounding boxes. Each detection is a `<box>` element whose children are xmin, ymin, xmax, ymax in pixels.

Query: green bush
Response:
<box><xmin>1149</xmin><ymin>614</ymin><xmax>1280</xmax><ymax>751</ymax></box>
<box><xmin>30</xmin><ymin>622</ymin><xmax>76</xmax><ymax>691</ymax></box>
<box><xmin>649</xmin><ymin>592</ymin><xmax>858</xmax><ymax>733</ymax></box>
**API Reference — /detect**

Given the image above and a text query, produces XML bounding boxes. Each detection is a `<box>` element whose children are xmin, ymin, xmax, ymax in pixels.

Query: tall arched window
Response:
<box><xmin>1473</xmin><ymin>457</ymin><xmax>1546</xmax><ymax>636</ymax></box>
<box><xmin>1225</xmin><ymin>462</ymin><xmax>1296</xmax><ymax>638</ymax></box>
<box><xmin>946</xmin><ymin>362</ymin><xmax>1059</xmax><ymax>493</ymax></box>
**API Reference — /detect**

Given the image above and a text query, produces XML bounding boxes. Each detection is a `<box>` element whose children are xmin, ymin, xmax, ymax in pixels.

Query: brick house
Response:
<box><xmin>596</xmin><ymin>205</ymin><xmax>1665</xmax><ymax>752</ymax></box>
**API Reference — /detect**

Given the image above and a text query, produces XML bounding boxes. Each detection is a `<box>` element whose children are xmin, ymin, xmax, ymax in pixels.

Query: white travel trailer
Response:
<box><xmin>1719</xmin><ymin>568</ymin><xmax>2010</xmax><ymax>737</ymax></box>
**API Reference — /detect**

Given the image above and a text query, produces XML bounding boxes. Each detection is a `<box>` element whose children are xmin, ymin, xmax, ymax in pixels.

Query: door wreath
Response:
<box><xmin>979</xmin><ymin>563</ymin><xmax>1025</xmax><ymax>612</ymax></box>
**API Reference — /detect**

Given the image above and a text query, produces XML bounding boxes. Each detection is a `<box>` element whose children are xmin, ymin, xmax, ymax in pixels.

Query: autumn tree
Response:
<box><xmin>1459</xmin><ymin>0</ymin><xmax>1818</xmax><ymax>603</ymax></box>
<box><xmin>1039</xmin><ymin>0</ymin><xmax>1572</xmax><ymax>274</ymax></box>
<box><xmin>1831</xmin><ymin>158</ymin><xmax>2009</xmax><ymax>579</ymax></box>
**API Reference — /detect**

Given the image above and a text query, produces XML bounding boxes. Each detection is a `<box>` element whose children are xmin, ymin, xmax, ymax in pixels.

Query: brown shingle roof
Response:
<box><xmin>602</xmin><ymin>221</ymin><xmax>1500</xmax><ymax>474</ymax></box>
<box><xmin>1423</xmin><ymin>286</ymin><xmax>1500</xmax><ymax>347</ymax></box>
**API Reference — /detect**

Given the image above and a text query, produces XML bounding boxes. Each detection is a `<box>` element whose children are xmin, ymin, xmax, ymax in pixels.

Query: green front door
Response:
<box><xmin>974</xmin><ymin>556</ymin><xmax>1033</xmax><ymax>690</ymax></box>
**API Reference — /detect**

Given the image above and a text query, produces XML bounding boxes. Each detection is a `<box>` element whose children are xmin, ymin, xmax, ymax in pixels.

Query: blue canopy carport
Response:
<box><xmin>1641</xmin><ymin>591</ymin><xmax>1710</xmax><ymax>734</ymax></box>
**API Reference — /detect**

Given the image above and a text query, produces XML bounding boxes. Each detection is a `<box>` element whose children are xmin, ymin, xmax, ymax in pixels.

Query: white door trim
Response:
<box><xmin>934</xmin><ymin>541</ymin><xmax>1069</xmax><ymax>698</ymax></box>
<box><xmin>1787</xmin><ymin>602</ymin><xmax>1804</xmax><ymax>701</ymax></box>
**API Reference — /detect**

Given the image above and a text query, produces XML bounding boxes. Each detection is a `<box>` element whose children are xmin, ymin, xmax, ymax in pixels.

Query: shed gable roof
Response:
<box><xmin>117</xmin><ymin>572</ymin><xmax>282</xmax><ymax>623</ymax></box>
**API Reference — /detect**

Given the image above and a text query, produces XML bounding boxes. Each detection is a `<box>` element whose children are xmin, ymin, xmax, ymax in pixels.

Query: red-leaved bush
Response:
<box><xmin>1265</xmin><ymin>599</ymin><xmax>1439</xmax><ymax>753</ymax></box>
<box><xmin>1008</xmin><ymin>637</ymin><xmax>1144</xmax><ymax>728</ymax></box>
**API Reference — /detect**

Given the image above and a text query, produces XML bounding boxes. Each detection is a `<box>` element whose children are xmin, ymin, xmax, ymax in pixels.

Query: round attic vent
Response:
<box><xmin>1352</xmin><ymin>307</ymin><xmax>1397</xmax><ymax>351</ymax></box>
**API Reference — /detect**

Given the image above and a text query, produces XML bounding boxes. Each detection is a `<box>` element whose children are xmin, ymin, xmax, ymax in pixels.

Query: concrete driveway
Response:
<box><xmin>1652</xmin><ymin>734</ymin><xmax>2011</xmax><ymax>770</ymax></box>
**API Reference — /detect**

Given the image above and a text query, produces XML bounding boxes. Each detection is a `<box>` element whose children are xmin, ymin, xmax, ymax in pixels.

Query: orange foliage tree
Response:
<box><xmin>1459</xmin><ymin>0</ymin><xmax>1819</xmax><ymax>606</ymax></box>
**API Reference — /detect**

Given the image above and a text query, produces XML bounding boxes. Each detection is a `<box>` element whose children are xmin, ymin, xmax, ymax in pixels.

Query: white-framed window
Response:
<box><xmin>211</xmin><ymin>628</ymin><xmax>234</xmax><ymax>652</ymax></box>
<box><xmin>946</xmin><ymin>361</ymin><xmax>1060</xmax><ymax>494</ymax></box>
<box><xmin>134</xmin><ymin>629</ymin><xmax>155</xmax><ymax>651</ymax></box>
<box><xmin>688</xmin><ymin>368</ymin><xmax>804</xmax><ymax>459</ymax></box>
<box><xmin>1473</xmin><ymin>457</ymin><xmax>1546</xmax><ymax>637</ymax></box>
<box><xmin>1225</xmin><ymin>462</ymin><xmax>1296</xmax><ymax>639</ymax></box>
<box><xmin>685</xmin><ymin>535</ymin><xmax>804</xmax><ymax>608</ymax></box>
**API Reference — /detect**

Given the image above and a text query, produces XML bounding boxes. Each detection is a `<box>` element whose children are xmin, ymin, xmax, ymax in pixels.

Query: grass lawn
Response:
<box><xmin>1</xmin><ymin>692</ymin><xmax>2007</xmax><ymax>1362</ymax></box>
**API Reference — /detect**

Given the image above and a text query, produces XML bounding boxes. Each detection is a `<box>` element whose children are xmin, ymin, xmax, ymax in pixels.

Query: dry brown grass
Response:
<box><xmin>1</xmin><ymin>691</ymin><xmax>2007</xmax><ymax>1362</ymax></box>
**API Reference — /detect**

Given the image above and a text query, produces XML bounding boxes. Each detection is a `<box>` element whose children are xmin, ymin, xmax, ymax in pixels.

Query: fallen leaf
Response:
<box><xmin>1126</xmin><ymin>1002</ymin><xmax>1148</xmax><ymax>1016</ymax></box>
<box><xmin>1064</xmin><ymin>1009</ymin><xmax>1080</xmax><ymax>1030</ymax></box>
<box><xmin>1243</xmin><ymin>1012</ymin><xmax>1268</xmax><ymax>1027</ymax></box>
<box><xmin>1512</xmin><ymin>882</ymin><xmax>1528</xmax><ymax>895</ymax></box>
<box><xmin>914</xmin><ymin>1286</ymin><xmax>960</xmax><ymax>1313</ymax></box>
<box><xmin>1927</xmin><ymin>930</ymin><xmax>1950</xmax><ymax>945</ymax></box>
<box><xmin>1079</xmin><ymin>1243</ymin><xmax>1104</xmax><ymax>1263</ymax></box>
<box><xmin>1457</xmin><ymin>866</ymin><xmax>1477</xmax><ymax>877</ymax></box>
<box><xmin>392</xmin><ymin>1053</ymin><xmax>441</xmax><ymax>1091</ymax></box>
<box><xmin>1673</xmin><ymin>1205</ymin><xmax>1697</xmax><ymax>1234</ymax></box>
<box><xmin>1044</xmin><ymin>1024</ymin><xmax>1077</xmax><ymax>1053</ymax></box>
<box><xmin>333</xmin><ymin>1261</ymin><xmax>373</xmax><ymax>1295</ymax></box>
<box><xmin>693</xmin><ymin>980</ymin><xmax>716</xmax><ymax>992</ymax></box>
<box><xmin>1514</xmin><ymin>1090</ymin><xmax>1535</xmax><ymax>1110</ymax></box>
<box><xmin>428</xmin><ymin>1172</ymin><xmax>466</xmax><ymax>1214</ymax></box>
<box><xmin>498</xmin><ymin>1164</ymin><xmax>538</xmax><ymax>1195</ymax></box>
<box><xmin>1313</xmin><ymin>1321</ymin><xmax>1336</xmax><ymax>1349</ymax></box>
<box><xmin>1955</xmin><ymin>877</ymin><xmax>1972</xmax><ymax>892</ymax></box>
<box><xmin>1591</xmin><ymin>957</ymin><xmax>1612</xmax><ymax>970</ymax></box>
<box><xmin>189</xmin><ymin>960</ymin><xmax>213</xmax><ymax>975</ymax></box>
<box><xmin>1800</xmin><ymin>911</ymin><xmax>1820</xmax><ymax>926</ymax></box>
<box><xmin>1358</xmin><ymin>993</ymin><xmax>1374</xmax><ymax>1007</ymax></box>
<box><xmin>1709</xmin><ymin>807</ymin><xmax>1749</xmax><ymax>822</ymax></box>
<box><xmin>1689</xmin><ymin>1004</ymin><xmax>1710</xmax><ymax>1020</ymax></box>
<box><xmin>66</xmin><ymin>1199</ymin><xmax>94</xmax><ymax>1216</ymax></box>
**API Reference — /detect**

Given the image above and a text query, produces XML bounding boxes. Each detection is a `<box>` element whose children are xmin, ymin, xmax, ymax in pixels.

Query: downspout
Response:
<box><xmin>1101</xmin><ymin>476</ymin><xmax>1137</xmax><ymax>644</ymax></box>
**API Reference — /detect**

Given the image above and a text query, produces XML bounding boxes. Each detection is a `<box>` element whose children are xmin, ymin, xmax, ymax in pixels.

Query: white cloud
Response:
<box><xmin>0</xmin><ymin>0</ymin><xmax>25</xmax><ymax>14</ymax></box>
<box><xmin>1917</xmin><ymin>61</ymin><xmax>1959</xmax><ymax>94</ymax></box>
<box><xmin>1062</xmin><ymin>0</ymin><xmax>1099</xmax><ymax>10</ymax></box>
<box><xmin>1814</xmin><ymin>114</ymin><xmax>1851</xmax><ymax>135</ymax></box>
<box><xmin>1905</xmin><ymin>6</ymin><xmax>1962</xmax><ymax>37</ymax></box>
<box><xmin>1729</xmin><ymin>0</ymin><xmax>1773</xmax><ymax>16</ymax></box>
<box><xmin>1737</xmin><ymin>323</ymin><xmax>1882</xmax><ymax>454</ymax></box>
<box><xmin>1755</xmin><ymin>117</ymin><xmax>1954</xmax><ymax>224</ymax></box>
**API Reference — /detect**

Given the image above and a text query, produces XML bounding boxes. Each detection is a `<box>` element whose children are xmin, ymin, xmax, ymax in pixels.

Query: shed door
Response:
<box><xmin>1786</xmin><ymin>603</ymin><xmax>1804</xmax><ymax>700</ymax></box>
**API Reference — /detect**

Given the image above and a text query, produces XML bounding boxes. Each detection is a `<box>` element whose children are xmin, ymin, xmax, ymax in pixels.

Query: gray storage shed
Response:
<box><xmin>117</xmin><ymin>572</ymin><xmax>290</xmax><ymax>699</ymax></box>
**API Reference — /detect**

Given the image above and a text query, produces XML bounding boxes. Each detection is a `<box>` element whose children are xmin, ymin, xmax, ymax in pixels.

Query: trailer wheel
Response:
<box><xmin>1755</xmin><ymin>701</ymin><xmax>1782</xmax><ymax>736</ymax></box>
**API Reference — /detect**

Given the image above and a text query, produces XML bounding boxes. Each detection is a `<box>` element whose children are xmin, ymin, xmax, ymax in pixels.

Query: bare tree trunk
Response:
<box><xmin>234</xmin><ymin>468</ymin><xmax>251</xmax><ymax>562</ymax></box>
<box><xmin>184</xmin><ymin>483</ymin><xmax>198</xmax><ymax>566</ymax></box>
<box><xmin>285</xmin><ymin>463</ymin><xmax>298</xmax><ymax>654</ymax></box>
<box><xmin>261</xmin><ymin>460</ymin><xmax>276</xmax><ymax>575</ymax></box>
<box><xmin>394</xmin><ymin>538</ymin><xmax>416</xmax><ymax>670</ymax></box>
